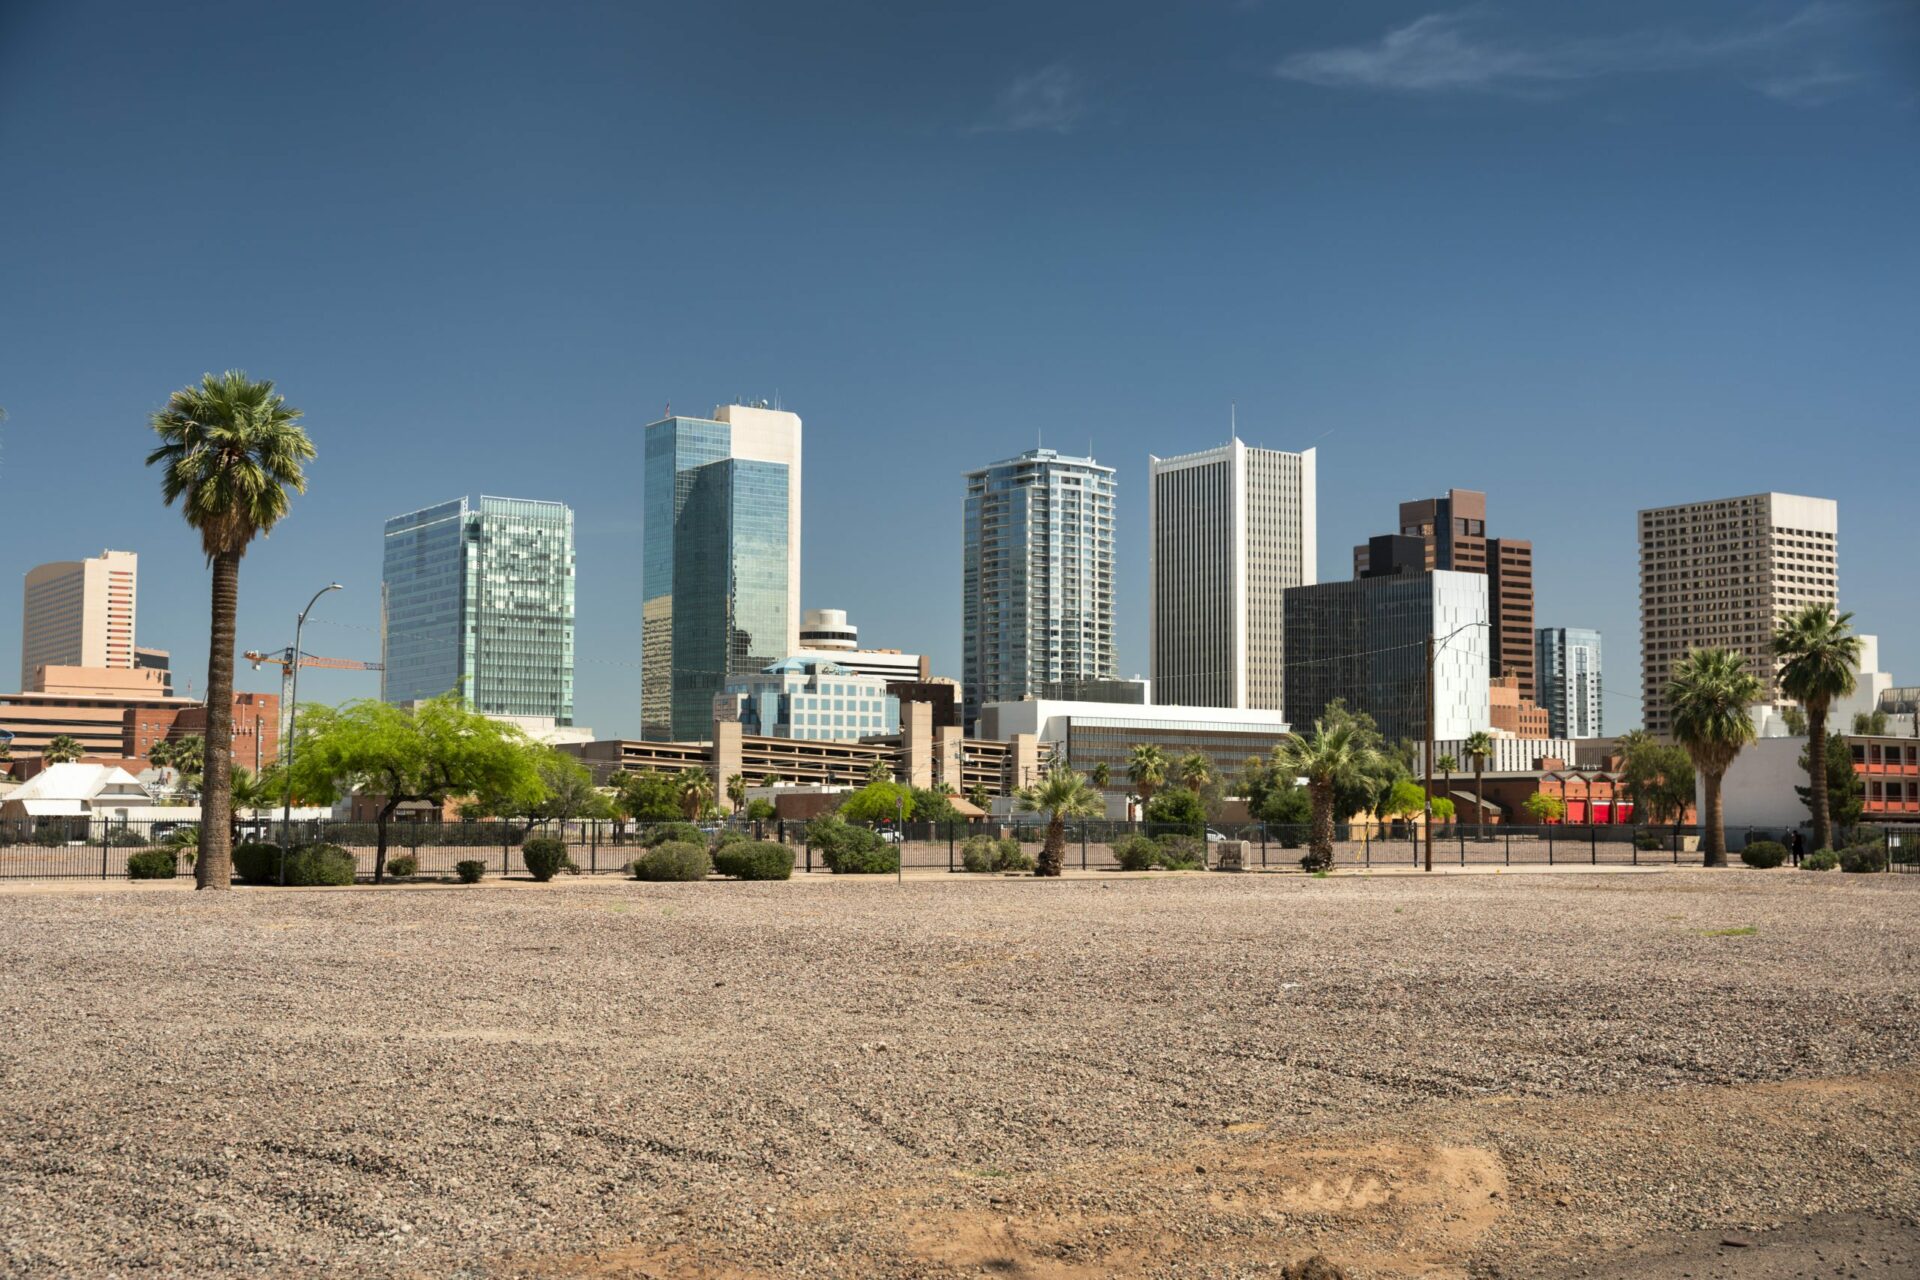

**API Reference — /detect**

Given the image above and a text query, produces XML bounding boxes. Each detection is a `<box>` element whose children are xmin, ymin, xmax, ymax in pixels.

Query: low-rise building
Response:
<box><xmin>978</xmin><ymin>699</ymin><xmax>1292</xmax><ymax>796</ymax></box>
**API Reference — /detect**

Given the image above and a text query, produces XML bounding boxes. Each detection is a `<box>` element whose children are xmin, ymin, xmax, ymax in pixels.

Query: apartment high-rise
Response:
<box><xmin>1537</xmin><ymin>627</ymin><xmax>1604</xmax><ymax>739</ymax></box>
<box><xmin>382</xmin><ymin>496</ymin><xmax>576</xmax><ymax>724</ymax></box>
<box><xmin>20</xmin><ymin>550</ymin><xmax>137</xmax><ymax>688</ymax></box>
<box><xmin>643</xmin><ymin>403</ymin><xmax>802</xmax><ymax>741</ymax></box>
<box><xmin>1150</xmin><ymin>440</ymin><xmax>1316</xmax><ymax>710</ymax></box>
<box><xmin>1638</xmin><ymin>492</ymin><xmax>1836</xmax><ymax>738</ymax></box>
<box><xmin>962</xmin><ymin>448</ymin><xmax>1116</xmax><ymax>728</ymax></box>
<box><xmin>1355</xmin><ymin>489</ymin><xmax>1536</xmax><ymax>705</ymax></box>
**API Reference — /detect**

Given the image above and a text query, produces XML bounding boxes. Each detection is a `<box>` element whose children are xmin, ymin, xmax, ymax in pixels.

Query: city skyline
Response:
<box><xmin>3</xmin><ymin>2</ymin><xmax>1916</xmax><ymax>737</ymax></box>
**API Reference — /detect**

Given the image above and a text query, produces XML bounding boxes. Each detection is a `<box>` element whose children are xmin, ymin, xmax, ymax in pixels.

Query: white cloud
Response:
<box><xmin>1274</xmin><ymin>6</ymin><xmax>1868</xmax><ymax>104</ymax></box>
<box><xmin>974</xmin><ymin>63</ymin><xmax>1089</xmax><ymax>134</ymax></box>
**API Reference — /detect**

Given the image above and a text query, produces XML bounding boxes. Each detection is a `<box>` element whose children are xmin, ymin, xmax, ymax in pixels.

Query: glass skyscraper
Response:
<box><xmin>1537</xmin><ymin>627</ymin><xmax>1604</xmax><ymax>739</ymax></box>
<box><xmin>382</xmin><ymin>496</ymin><xmax>575</xmax><ymax>724</ymax></box>
<box><xmin>962</xmin><ymin>448</ymin><xmax>1116</xmax><ymax>729</ymax></box>
<box><xmin>642</xmin><ymin>403</ymin><xmax>802</xmax><ymax>741</ymax></box>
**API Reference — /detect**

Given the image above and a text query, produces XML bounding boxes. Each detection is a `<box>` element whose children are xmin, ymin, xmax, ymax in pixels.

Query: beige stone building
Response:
<box><xmin>21</xmin><ymin>550</ymin><xmax>138</xmax><ymax>688</ymax></box>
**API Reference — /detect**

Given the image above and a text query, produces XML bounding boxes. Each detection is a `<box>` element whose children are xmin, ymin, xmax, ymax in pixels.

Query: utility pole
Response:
<box><xmin>1424</xmin><ymin>634</ymin><xmax>1435</xmax><ymax>874</ymax></box>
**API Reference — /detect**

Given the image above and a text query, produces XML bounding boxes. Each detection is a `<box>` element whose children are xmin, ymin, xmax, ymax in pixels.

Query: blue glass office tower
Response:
<box><xmin>382</xmin><ymin>496</ymin><xmax>575</xmax><ymax>724</ymax></box>
<box><xmin>643</xmin><ymin>403</ymin><xmax>802</xmax><ymax>741</ymax></box>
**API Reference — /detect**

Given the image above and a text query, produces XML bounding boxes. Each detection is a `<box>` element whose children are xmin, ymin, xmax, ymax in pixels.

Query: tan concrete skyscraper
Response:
<box><xmin>1149</xmin><ymin>440</ymin><xmax>1316</xmax><ymax>711</ymax></box>
<box><xmin>21</xmin><ymin>550</ymin><xmax>138</xmax><ymax>688</ymax></box>
<box><xmin>1638</xmin><ymin>492</ymin><xmax>1837</xmax><ymax>738</ymax></box>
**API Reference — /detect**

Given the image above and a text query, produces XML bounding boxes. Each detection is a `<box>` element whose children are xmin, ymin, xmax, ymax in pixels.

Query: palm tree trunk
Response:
<box><xmin>1474</xmin><ymin>763</ymin><xmax>1485</xmax><ymax>836</ymax></box>
<box><xmin>196</xmin><ymin>551</ymin><xmax>240</xmax><ymax>891</ymax></box>
<box><xmin>1442</xmin><ymin>769</ymin><xmax>1452</xmax><ymax>822</ymax></box>
<box><xmin>1807</xmin><ymin>704</ymin><xmax>1831</xmax><ymax>853</ymax></box>
<box><xmin>1703</xmin><ymin>770</ymin><xmax>1726</xmax><ymax>867</ymax></box>
<box><xmin>1038</xmin><ymin>816</ymin><xmax>1065</xmax><ymax>877</ymax></box>
<box><xmin>1308</xmin><ymin>780</ymin><xmax>1334</xmax><ymax>869</ymax></box>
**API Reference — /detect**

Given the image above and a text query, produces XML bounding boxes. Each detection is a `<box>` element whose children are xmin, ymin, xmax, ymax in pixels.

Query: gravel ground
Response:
<box><xmin>0</xmin><ymin>869</ymin><xmax>1916</xmax><ymax>1279</ymax></box>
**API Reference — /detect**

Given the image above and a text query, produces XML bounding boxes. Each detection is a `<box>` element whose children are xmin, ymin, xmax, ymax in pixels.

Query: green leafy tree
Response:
<box><xmin>1463</xmin><ymin>731</ymin><xmax>1494</xmax><ymax>832</ymax></box>
<box><xmin>1852</xmin><ymin>709</ymin><xmax>1889</xmax><ymax>736</ymax></box>
<box><xmin>1015</xmin><ymin>765</ymin><xmax>1104</xmax><ymax>877</ymax></box>
<box><xmin>1430</xmin><ymin>795</ymin><xmax>1455</xmax><ymax>822</ymax></box>
<box><xmin>1668</xmin><ymin>648</ymin><xmax>1764</xmax><ymax>866</ymax></box>
<box><xmin>911</xmin><ymin>786</ymin><xmax>958</xmax><ymax>825</ymax></box>
<box><xmin>1145</xmin><ymin>785</ymin><xmax>1206</xmax><ymax>836</ymax></box>
<box><xmin>530</xmin><ymin>749</ymin><xmax>614</xmax><ymax>828</ymax></box>
<box><xmin>1523</xmin><ymin>791</ymin><xmax>1566</xmax><ymax>824</ymax></box>
<box><xmin>615</xmin><ymin>770</ymin><xmax>683</xmax><ymax>823</ymax></box>
<box><xmin>1618</xmin><ymin>734</ymin><xmax>1695</xmax><ymax>826</ymax></box>
<box><xmin>966</xmin><ymin>784</ymin><xmax>991</xmax><ymax>810</ymax></box>
<box><xmin>148</xmin><ymin>371</ymin><xmax>315</xmax><ymax>890</ymax></box>
<box><xmin>839</xmin><ymin>780</ymin><xmax>912</xmax><ymax>825</ymax></box>
<box><xmin>1773</xmin><ymin>603</ymin><xmax>1861</xmax><ymax>854</ymax></box>
<box><xmin>289</xmin><ymin>695</ymin><xmax>543</xmax><ymax>882</ymax></box>
<box><xmin>1126</xmin><ymin>744</ymin><xmax>1168</xmax><ymax>812</ymax></box>
<box><xmin>230</xmin><ymin>764</ymin><xmax>286</xmax><ymax>813</ymax></box>
<box><xmin>1275</xmin><ymin>716</ymin><xmax>1386</xmax><ymax>872</ymax></box>
<box><xmin>1796</xmin><ymin>734</ymin><xmax>1864</xmax><ymax>832</ymax></box>
<box><xmin>1379</xmin><ymin>778</ymin><xmax>1428</xmax><ymax>823</ymax></box>
<box><xmin>41</xmin><ymin>734</ymin><xmax>85</xmax><ymax>765</ymax></box>
<box><xmin>745</xmin><ymin>798</ymin><xmax>778</xmax><ymax>822</ymax></box>
<box><xmin>1781</xmin><ymin>704</ymin><xmax>1808</xmax><ymax>737</ymax></box>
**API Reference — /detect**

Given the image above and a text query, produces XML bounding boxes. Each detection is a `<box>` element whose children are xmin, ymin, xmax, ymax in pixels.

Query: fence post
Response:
<box><xmin>1548</xmin><ymin>825</ymin><xmax>1554</xmax><ymax>865</ymax></box>
<box><xmin>100</xmin><ymin>821</ymin><xmax>109</xmax><ymax>880</ymax></box>
<box><xmin>1591</xmin><ymin>822</ymin><xmax>1597</xmax><ymax>865</ymax></box>
<box><xmin>1504</xmin><ymin>825</ymin><xmax>1510</xmax><ymax>866</ymax></box>
<box><xmin>948</xmin><ymin>821</ymin><xmax>956</xmax><ymax>872</ymax></box>
<box><xmin>1081</xmin><ymin>821</ymin><xmax>1087</xmax><ymax>871</ymax></box>
<box><xmin>503</xmin><ymin>826</ymin><xmax>510</xmax><ymax>876</ymax></box>
<box><xmin>1260</xmin><ymin>825</ymin><xmax>1267</xmax><ymax>868</ymax></box>
<box><xmin>1458</xmin><ymin>822</ymin><xmax>1465</xmax><ymax>867</ymax></box>
<box><xmin>1673</xmin><ymin>824</ymin><xmax>1680</xmax><ymax>864</ymax></box>
<box><xmin>591</xmin><ymin>820</ymin><xmax>598</xmax><ymax>874</ymax></box>
<box><xmin>1364</xmin><ymin>823</ymin><xmax>1370</xmax><ymax>868</ymax></box>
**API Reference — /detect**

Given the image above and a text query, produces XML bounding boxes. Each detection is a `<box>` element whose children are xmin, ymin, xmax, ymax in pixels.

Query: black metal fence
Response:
<box><xmin>2</xmin><ymin>815</ymin><xmax>1912</xmax><ymax>881</ymax></box>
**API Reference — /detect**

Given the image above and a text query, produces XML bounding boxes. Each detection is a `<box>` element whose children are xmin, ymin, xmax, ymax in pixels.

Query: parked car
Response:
<box><xmin>1206</xmin><ymin>828</ymin><xmax>1229</xmax><ymax>843</ymax></box>
<box><xmin>880</xmin><ymin>828</ymin><xmax>903</xmax><ymax>844</ymax></box>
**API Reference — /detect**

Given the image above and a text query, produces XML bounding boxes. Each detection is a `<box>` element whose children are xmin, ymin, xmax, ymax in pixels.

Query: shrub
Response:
<box><xmin>962</xmin><ymin>835</ymin><xmax>1033</xmax><ymax>873</ymax></box>
<box><xmin>284</xmin><ymin>843</ymin><xmax>357</xmax><ymax>887</ymax></box>
<box><xmin>126</xmin><ymin>850</ymin><xmax>177</xmax><ymax>879</ymax></box>
<box><xmin>631</xmin><ymin>840</ymin><xmax>710</xmax><ymax>881</ymax></box>
<box><xmin>713</xmin><ymin>841</ymin><xmax>793</xmax><ymax>881</ymax></box>
<box><xmin>105</xmin><ymin>828</ymin><xmax>150</xmax><ymax>848</ymax></box>
<box><xmin>1739</xmin><ymin>840</ymin><xmax>1788</xmax><ymax>869</ymax></box>
<box><xmin>712</xmin><ymin>828</ymin><xmax>752</xmax><ymax>853</ymax></box>
<box><xmin>745</xmin><ymin>799</ymin><xmax>778</xmax><ymax>822</ymax></box>
<box><xmin>231</xmin><ymin>841</ymin><xmax>284</xmax><ymax>885</ymax></box>
<box><xmin>1113</xmin><ymin>835</ymin><xmax>1160</xmax><ymax>871</ymax></box>
<box><xmin>522</xmin><ymin>836</ymin><xmax>570</xmax><ymax>882</ymax></box>
<box><xmin>825</xmin><ymin>840</ymin><xmax>898</xmax><ymax>874</ymax></box>
<box><xmin>385</xmin><ymin>854</ymin><xmax>419</xmax><ymax>879</ymax></box>
<box><xmin>1155</xmin><ymin>835</ymin><xmax>1206</xmax><ymax>871</ymax></box>
<box><xmin>1300</xmin><ymin>846</ymin><xmax>1334</xmax><ymax>874</ymax></box>
<box><xmin>455</xmin><ymin>859</ymin><xmax>487</xmax><ymax>884</ymax></box>
<box><xmin>1634</xmin><ymin>828</ymin><xmax>1668</xmax><ymax>852</ymax></box>
<box><xmin>1802</xmin><ymin>848</ymin><xmax>1839</xmax><ymax>872</ymax></box>
<box><xmin>641</xmin><ymin>821</ymin><xmax>704</xmax><ymax>848</ymax></box>
<box><xmin>1840</xmin><ymin>844</ymin><xmax>1887</xmax><ymax>874</ymax></box>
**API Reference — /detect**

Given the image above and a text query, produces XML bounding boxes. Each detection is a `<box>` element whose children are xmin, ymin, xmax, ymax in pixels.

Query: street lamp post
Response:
<box><xmin>1424</xmin><ymin>620</ymin><xmax>1490</xmax><ymax>874</ymax></box>
<box><xmin>280</xmin><ymin>583</ymin><xmax>343</xmax><ymax>884</ymax></box>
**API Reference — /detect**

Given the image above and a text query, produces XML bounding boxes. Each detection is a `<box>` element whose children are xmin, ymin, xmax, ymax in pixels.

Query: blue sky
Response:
<box><xmin>2</xmin><ymin>1</ymin><xmax>1916</xmax><ymax>738</ymax></box>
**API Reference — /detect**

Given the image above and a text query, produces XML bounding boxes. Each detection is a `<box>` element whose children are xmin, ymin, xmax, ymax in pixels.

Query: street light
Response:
<box><xmin>1424</xmin><ymin>619</ymin><xmax>1490</xmax><ymax>873</ymax></box>
<box><xmin>280</xmin><ymin>583</ymin><xmax>343</xmax><ymax>884</ymax></box>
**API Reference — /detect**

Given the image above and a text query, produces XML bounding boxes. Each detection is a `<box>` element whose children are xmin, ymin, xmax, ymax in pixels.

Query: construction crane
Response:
<box><xmin>244</xmin><ymin>648</ymin><xmax>384</xmax><ymax>738</ymax></box>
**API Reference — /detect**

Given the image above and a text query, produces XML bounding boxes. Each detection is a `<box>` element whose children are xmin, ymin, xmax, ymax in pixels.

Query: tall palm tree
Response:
<box><xmin>1668</xmin><ymin>648</ymin><xmax>1763</xmax><ymax>866</ymax></box>
<box><xmin>1015</xmin><ymin>764</ymin><xmax>1104</xmax><ymax>877</ymax></box>
<box><xmin>42</xmin><ymin>735</ymin><xmax>85</xmax><ymax>765</ymax></box>
<box><xmin>148</xmin><ymin>372</ymin><xmax>314</xmax><ymax>890</ymax></box>
<box><xmin>1773</xmin><ymin>603</ymin><xmax>1861</xmax><ymax>854</ymax></box>
<box><xmin>1176</xmin><ymin>752</ymin><xmax>1212</xmax><ymax>794</ymax></box>
<box><xmin>1126</xmin><ymin>744</ymin><xmax>1167</xmax><ymax>815</ymax></box>
<box><xmin>679</xmin><ymin>770</ymin><xmax>716</xmax><ymax>820</ymax></box>
<box><xmin>1090</xmin><ymin>762</ymin><xmax>1111</xmax><ymax>790</ymax></box>
<box><xmin>1275</xmin><ymin>718</ymin><xmax>1385</xmax><ymax>872</ymax></box>
<box><xmin>1436</xmin><ymin>754</ymin><xmax>1458</xmax><ymax>823</ymax></box>
<box><xmin>725</xmin><ymin>772</ymin><xmax>747</xmax><ymax>813</ymax></box>
<box><xmin>866</xmin><ymin>759</ymin><xmax>893</xmax><ymax>784</ymax></box>
<box><xmin>1463</xmin><ymin>731</ymin><xmax>1494</xmax><ymax>832</ymax></box>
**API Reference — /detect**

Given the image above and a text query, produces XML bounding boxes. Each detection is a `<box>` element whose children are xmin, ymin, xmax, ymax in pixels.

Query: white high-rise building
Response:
<box><xmin>1536</xmin><ymin>627</ymin><xmax>1604</xmax><ymax>740</ymax></box>
<box><xmin>961</xmin><ymin>449</ymin><xmax>1116</xmax><ymax>728</ymax></box>
<box><xmin>1637</xmin><ymin>492</ymin><xmax>1837</xmax><ymax>739</ymax></box>
<box><xmin>1149</xmin><ymin>440</ymin><xmax>1316</xmax><ymax>711</ymax></box>
<box><xmin>21</xmin><ymin>550</ymin><xmax>138</xmax><ymax>688</ymax></box>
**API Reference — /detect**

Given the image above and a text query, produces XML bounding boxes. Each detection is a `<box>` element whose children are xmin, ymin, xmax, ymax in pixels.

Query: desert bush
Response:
<box><xmin>284</xmin><ymin>843</ymin><xmax>356</xmax><ymax>887</ymax></box>
<box><xmin>631</xmin><ymin>840</ymin><xmax>710</xmax><ymax>881</ymax></box>
<box><xmin>455</xmin><ymin>859</ymin><xmax>486</xmax><ymax>883</ymax></box>
<box><xmin>385</xmin><ymin>854</ymin><xmax>419</xmax><ymax>879</ymax></box>
<box><xmin>522</xmin><ymin>836</ymin><xmax>570</xmax><ymax>882</ymax></box>
<box><xmin>1113</xmin><ymin>834</ymin><xmax>1161</xmax><ymax>871</ymax></box>
<box><xmin>712</xmin><ymin>827</ymin><xmax>752</xmax><ymax>853</ymax></box>
<box><xmin>105</xmin><ymin>828</ymin><xmax>150</xmax><ymax>848</ymax></box>
<box><xmin>126</xmin><ymin>850</ymin><xmax>177</xmax><ymax>879</ymax></box>
<box><xmin>712</xmin><ymin>841</ymin><xmax>794</xmax><ymax>881</ymax></box>
<box><xmin>822</xmin><ymin>834</ymin><xmax>897</xmax><ymax>875</ymax></box>
<box><xmin>231</xmin><ymin>841</ymin><xmax>284</xmax><ymax>885</ymax></box>
<box><xmin>1155</xmin><ymin>835</ymin><xmax>1206</xmax><ymax>870</ymax></box>
<box><xmin>1634</xmin><ymin>828</ymin><xmax>1668</xmax><ymax>852</ymax></box>
<box><xmin>1739</xmin><ymin>840</ymin><xmax>1788</xmax><ymax>869</ymax></box>
<box><xmin>1802</xmin><ymin>848</ymin><xmax>1839</xmax><ymax>871</ymax></box>
<box><xmin>1840</xmin><ymin>844</ymin><xmax>1887</xmax><ymax>874</ymax></box>
<box><xmin>641</xmin><ymin>821</ymin><xmax>704</xmax><ymax>848</ymax></box>
<box><xmin>961</xmin><ymin>835</ymin><xmax>1033</xmax><ymax>873</ymax></box>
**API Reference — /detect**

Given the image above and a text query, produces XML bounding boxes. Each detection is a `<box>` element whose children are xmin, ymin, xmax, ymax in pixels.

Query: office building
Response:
<box><xmin>20</xmin><ymin>550</ymin><xmax>137</xmax><ymax>688</ymax></box>
<box><xmin>134</xmin><ymin>647</ymin><xmax>173</xmax><ymax>696</ymax></box>
<box><xmin>0</xmin><ymin>688</ymin><xmax>277</xmax><ymax>771</ymax></box>
<box><xmin>1637</xmin><ymin>492</ymin><xmax>1836</xmax><ymax>738</ymax></box>
<box><xmin>793</xmin><ymin>608</ymin><xmax>929</xmax><ymax>683</ymax></box>
<box><xmin>382</xmin><ymin>495</ymin><xmax>576</xmax><ymax>725</ymax></box>
<box><xmin>1490</xmin><ymin>674</ymin><xmax>1550</xmax><ymax>737</ymax></box>
<box><xmin>715</xmin><ymin>657</ymin><xmax>901</xmax><ymax>742</ymax></box>
<box><xmin>1283</xmin><ymin>568</ymin><xmax>1490</xmax><ymax>745</ymax></box>
<box><xmin>643</xmin><ymin>403</ymin><xmax>802</xmax><ymax>741</ymax></box>
<box><xmin>962</xmin><ymin>448</ymin><xmax>1116</xmax><ymax>728</ymax></box>
<box><xmin>1355</xmin><ymin>490</ymin><xmax>1536</xmax><ymax>705</ymax></box>
<box><xmin>1037</xmin><ymin>677</ymin><xmax>1150</xmax><ymax>704</ymax></box>
<box><xmin>1149</xmin><ymin>439</ymin><xmax>1316</xmax><ymax>711</ymax></box>
<box><xmin>1537</xmin><ymin>627</ymin><xmax>1603</xmax><ymax>740</ymax></box>
<box><xmin>979</xmin><ymin>698</ymin><xmax>1292</xmax><ymax>799</ymax></box>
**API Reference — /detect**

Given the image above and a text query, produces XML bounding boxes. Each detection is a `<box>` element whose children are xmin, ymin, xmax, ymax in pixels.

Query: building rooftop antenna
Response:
<box><xmin>1231</xmin><ymin>400</ymin><xmax>1238</xmax><ymax>444</ymax></box>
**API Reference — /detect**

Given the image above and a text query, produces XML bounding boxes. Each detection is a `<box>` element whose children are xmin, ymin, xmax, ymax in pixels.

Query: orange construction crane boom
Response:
<box><xmin>244</xmin><ymin>648</ymin><xmax>384</xmax><ymax>736</ymax></box>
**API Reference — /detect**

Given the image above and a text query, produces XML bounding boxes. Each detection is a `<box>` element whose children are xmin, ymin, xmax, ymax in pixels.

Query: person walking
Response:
<box><xmin>1791</xmin><ymin>827</ymin><xmax>1806</xmax><ymax>866</ymax></box>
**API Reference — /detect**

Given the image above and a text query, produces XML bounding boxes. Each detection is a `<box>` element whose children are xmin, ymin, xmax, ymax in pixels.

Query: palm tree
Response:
<box><xmin>1668</xmin><ymin>648</ymin><xmax>1763</xmax><ymax>866</ymax></box>
<box><xmin>1275</xmin><ymin>718</ymin><xmax>1385</xmax><ymax>872</ymax></box>
<box><xmin>1177</xmin><ymin>751</ymin><xmax>1212</xmax><ymax>794</ymax></box>
<box><xmin>1015</xmin><ymin>764</ymin><xmax>1105</xmax><ymax>877</ymax></box>
<box><xmin>1126</xmin><ymin>744</ymin><xmax>1168</xmax><ymax>815</ymax></box>
<box><xmin>865</xmin><ymin>759</ymin><xmax>893</xmax><ymax>784</ymax></box>
<box><xmin>1463</xmin><ymin>731</ymin><xmax>1494</xmax><ymax>833</ymax></box>
<box><xmin>148</xmin><ymin>372</ymin><xmax>314</xmax><ymax>890</ymax></box>
<box><xmin>1090</xmin><ymin>762</ymin><xmax>1111</xmax><ymax>790</ymax></box>
<box><xmin>725</xmin><ymin>772</ymin><xmax>748</xmax><ymax>813</ymax></box>
<box><xmin>42</xmin><ymin>735</ymin><xmax>84</xmax><ymax>765</ymax></box>
<box><xmin>679</xmin><ymin>770</ymin><xmax>716</xmax><ymax>820</ymax></box>
<box><xmin>1773</xmin><ymin>603</ymin><xmax>1861</xmax><ymax>854</ymax></box>
<box><xmin>1436</xmin><ymin>754</ymin><xmax>1458</xmax><ymax>823</ymax></box>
